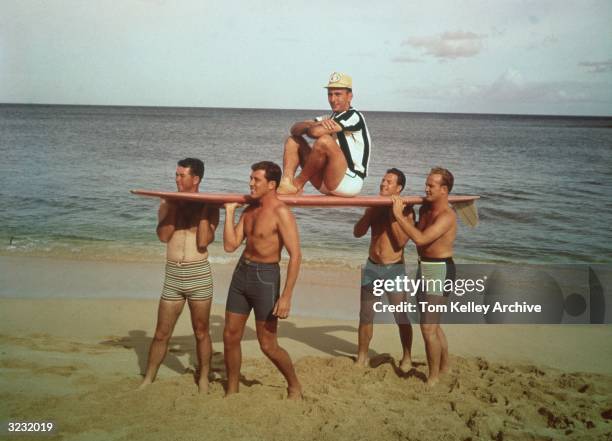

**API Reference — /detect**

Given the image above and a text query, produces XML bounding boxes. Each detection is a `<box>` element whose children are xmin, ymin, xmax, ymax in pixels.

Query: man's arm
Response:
<box><xmin>290</xmin><ymin>120</ymin><xmax>317</xmax><ymax>137</ymax></box>
<box><xmin>197</xmin><ymin>204</ymin><xmax>220</xmax><ymax>251</ymax></box>
<box><xmin>353</xmin><ymin>207</ymin><xmax>375</xmax><ymax>238</ymax></box>
<box><xmin>290</xmin><ymin>119</ymin><xmax>342</xmax><ymax>139</ymax></box>
<box><xmin>223</xmin><ymin>203</ymin><xmax>245</xmax><ymax>252</ymax></box>
<box><xmin>272</xmin><ymin>206</ymin><xmax>302</xmax><ymax>319</ymax></box>
<box><xmin>388</xmin><ymin>206</ymin><xmax>413</xmax><ymax>247</ymax></box>
<box><xmin>391</xmin><ymin>196</ymin><xmax>453</xmax><ymax>247</ymax></box>
<box><xmin>156</xmin><ymin>200</ymin><xmax>178</xmax><ymax>243</ymax></box>
<box><xmin>307</xmin><ymin>119</ymin><xmax>342</xmax><ymax>138</ymax></box>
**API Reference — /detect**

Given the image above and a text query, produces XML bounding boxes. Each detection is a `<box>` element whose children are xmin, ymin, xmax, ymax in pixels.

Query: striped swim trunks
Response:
<box><xmin>416</xmin><ymin>257</ymin><xmax>456</xmax><ymax>297</ymax></box>
<box><xmin>161</xmin><ymin>259</ymin><xmax>213</xmax><ymax>301</ymax></box>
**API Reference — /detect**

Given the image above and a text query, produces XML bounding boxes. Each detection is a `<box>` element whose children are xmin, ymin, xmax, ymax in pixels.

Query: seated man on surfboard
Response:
<box><xmin>223</xmin><ymin>161</ymin><xmax>302</xmax><ymax>399</ymax></box>
<box><xmin>354</xmin><ymin>168</ymin><xmax>414</xmax><ymax>370</ymax></box>
<box><xmin>139</xmin><ymin>158</ymin><xmax>219</xmax><ymax>392</ymax></box>
<box><xmin>277</xmin><ymin>72</ymin><xmax>371</xmax><ymax>197</ymax></box>
<box><xmin>391</xmin><ymin>167</ymin><xmax>457</xmax><ymax>387</ymax></box>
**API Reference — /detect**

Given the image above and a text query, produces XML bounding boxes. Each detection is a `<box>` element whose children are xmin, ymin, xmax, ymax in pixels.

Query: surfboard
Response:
<box><xmin>131</xmin><ymin>190</ymin><xmax>480</xmax><ymax>226</ymax></box>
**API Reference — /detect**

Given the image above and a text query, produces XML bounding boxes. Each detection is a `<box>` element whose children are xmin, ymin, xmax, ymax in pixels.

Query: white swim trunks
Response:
<box><xmin>318</xmin><ymin>170</ymin><xmax>364</xmax><ymax>197</ymax></box>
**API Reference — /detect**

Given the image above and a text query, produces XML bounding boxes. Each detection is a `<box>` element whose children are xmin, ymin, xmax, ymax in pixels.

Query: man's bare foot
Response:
<box><xmin>137</xmin><ymin>379</ymin><xmax>152</xmax><ymax>390</ymax></box>
<box><xmin>224</xmin><ymin>387</ymin><xmax>238</xmax><ymax>398</ymax></box>
<box><xmin>398</xmin><ymin>357</ymin><xmax>413</xmax><ymax>372</ymax></box>
<box><xmin>426</xmin><ymin>376</ymin><xmax>439</xmax><ymax>387</ymax></box>
<box><xmin>287</xmin><ymin>386</ymin><xmax>303</xmax><ymax>400</ymax></box>
<box><xmin>354</xmin><ymin>355</ymin><xmax>369</xmax><ymax>368</ymax></box>
<box><xmin>197</xmin><ymin>379</ymin><xmax>209</xmax><ymax>394</ymax></box>
<box><xmin>277</xmin><ymin>177</ymin><xmax>300</xmax><ymax>195</ymax></box>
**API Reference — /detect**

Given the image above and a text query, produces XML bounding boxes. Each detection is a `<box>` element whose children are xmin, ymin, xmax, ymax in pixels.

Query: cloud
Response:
<box><xmin>391</xmin><ymin>56</ymin><xmax>421</xmax><ymax>63</ymax></box>
<box><xmin>578</xmin><ymin>59</ymin><xmax>612</xmax><ymax>74</ymax></box>
<box><xmin>402</xmin><ymin>31</ymin><xmax>485</xmax><ymax>59</ymax></box>
<box><xmin>403</xmin><ymin>69</ymin><xmax>605</xmax><ymax>104</ymax></box>
<box><xmin>526</xmin><ymin>33</ymin><xmax>559</xmax><ymax>50</ymax></box>
<box><xmin>470</xmin><ymin>69</ymin><xmax>602</xmax><ymax>103</ymax></box>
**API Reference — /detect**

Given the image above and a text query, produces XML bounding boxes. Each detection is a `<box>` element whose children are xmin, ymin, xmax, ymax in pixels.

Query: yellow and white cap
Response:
<box><xmin>324</xmin><ymin>72</ymin><xmax>352</xmax><ymax>89</ymax></box>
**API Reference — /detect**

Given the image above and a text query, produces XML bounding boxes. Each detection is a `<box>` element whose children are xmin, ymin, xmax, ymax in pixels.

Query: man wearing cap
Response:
<box><xmin>278</xmin><ymin>72</ymin><xmax>371</xmax><ymax>197</ymax></box>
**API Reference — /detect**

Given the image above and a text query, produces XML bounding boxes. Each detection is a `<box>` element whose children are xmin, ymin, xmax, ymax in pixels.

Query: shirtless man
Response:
<box><xmin>277</xmin><ymin>72</ymin><xmax>371</xmax><ymax>197</ymax></box>
<box><xmin>353</xmin><ymin>169</ymin><xmax>414</xmax><ymax>369</ymax></box>
<box><xmin>139</xmin><ymin>158</ymin><xmax>219</xmax><ymax>392</ymax></box>
<box><xmin>223</xmin><ymin>161</ymin><xmax>302</xmax><ymax>399</ymax></box>
<box><xmin>391</xmin><ymin>167</ymin><xmax>457</xmax><ymax>386</ymax></box>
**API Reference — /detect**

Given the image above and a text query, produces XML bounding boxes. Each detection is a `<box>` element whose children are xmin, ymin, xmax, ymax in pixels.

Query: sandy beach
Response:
<box><xmin>1</xmin><ymin>256</ymin><xmax>611</xmax><ymax>440</ymax></box>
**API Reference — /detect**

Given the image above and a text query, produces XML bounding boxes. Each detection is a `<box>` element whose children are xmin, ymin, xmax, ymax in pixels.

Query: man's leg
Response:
<box><xmin>188</xmin><ymin>298</ymin><xmax>213</xmax><ymax>393</ymax></box>
<box><xmin>388</xmin><ymin>293</ymin><xmax>413</xmax><ymax>370</ymax></box>
<box><xmin>280</xmin><ymin>136</ymin><xmax>323</xmax><ymax>193</ymax></box>
<box><xmin>419</xmin><ymin>295</ymin><xmax>446</xmax><ymax>386</ymax></box>
<box><xmin>139</xmin><ymin>299</ymin><xmax>185</xmax><ymax>389</ymax></box>
<box><xmin>223</xmin><ymin>311</ymin><xmax>249</xmax><ymax>396</ymax></box>
<box><xmin>356</xmin><ymin>323</ymin><xmax>373</xmax><ymax>367</ymax></box>
<box><xmin>296</xmin><ymin>135</ymin><xmax>347</xmax><ymax>191</ymax></box>
<box><xmin>281</xmin><ymin>135</ymin><xmax>347</xmax><ymax>194</ymax></box>
<box><xmin>256</xmin><ymin>319</ymin><xmax>302</xmax><ymax>399</ymax></box>
<box><xmin>281</xmin><ymin>136</ymin><xmax>311</xmax><ymax>180</ymax></box>
<box><xmin>356</xmin><ymin>285</ymin><xmax>375</xmax><ymax>367</ymax></box>
<box><xmin>420</xmin><ymin>322</ymin><xmax>442</xmax><ymax>386</ymax></box>
<box><xmin>438</xmin><ymin>326</ymin><xmax>449</xmax><ymax>374</ymax></box>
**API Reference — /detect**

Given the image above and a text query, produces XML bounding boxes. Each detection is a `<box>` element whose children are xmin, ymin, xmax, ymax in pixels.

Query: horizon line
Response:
<box><xmin>1</xmin><ymin>102</ymin><xmax>611</xmax><ymax>119</ymax></box>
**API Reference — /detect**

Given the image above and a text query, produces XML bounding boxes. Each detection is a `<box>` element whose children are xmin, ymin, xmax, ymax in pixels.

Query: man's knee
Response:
<box><xmin>223</xmin><ymin>326</ymin><xmax>241</xmax><ymax>347</ymax></box>
<box><xmin>313</xmin><ymin>135</ymin><xmax>337</xmax><ymax>151</ymax></box>
<box><xmin>420</xmin><ymin>324</ymin><xmax>439</xmax><ymax>340</ymax></box>
<box><xmin>193</xmin><ymin>324</ymin><xmax>210</xmax><ymax>342</ymax></box>
<box><xmin>153</xmin><ymin>328</ymin><xmax>172</xmax><ymax>343</ymax></box>
<box><xmin>393</xmin><ymin>312</ymin><xmax>411</xmax><ymax>325</ymax></box>
<box><xmin>258</xmin><ymin>336</ymin><xmax>279</xmax><ymax>357</ymax></box>
<box><xmin>359</xmin><ymin>308</ymin><xmax>375</xmax><ymax>325</ymax></box>
<box><xmin>285</xmin><ymin>135</ymin><xmax>307</xmax><ymax>148</ymax></box>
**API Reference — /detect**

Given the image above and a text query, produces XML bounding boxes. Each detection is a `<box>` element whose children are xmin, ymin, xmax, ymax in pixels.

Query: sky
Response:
<box><xmin>1</xmin><ymin>0</ymin><xmax>611</xmax><ymax>116</ymax></box>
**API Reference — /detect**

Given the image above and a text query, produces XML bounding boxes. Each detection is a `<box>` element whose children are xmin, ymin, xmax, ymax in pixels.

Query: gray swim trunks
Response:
<box><xmin>361</xmin><ymin>257</ymin><xmax>406</xmax><ymax>290</ymax></box>
<box><xmin>226</xmin><ymin>257</ymin><xmax>280</xmax><ymax>321</ymax></box>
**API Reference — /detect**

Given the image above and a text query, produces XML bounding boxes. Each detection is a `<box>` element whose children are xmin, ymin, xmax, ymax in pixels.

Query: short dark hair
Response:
<box><xmin>429</xmin><ymin>167</ymin><xmax>454</xmax><ymax>193</ymax></box>
<box><xmin>177</xmin><ymin>158</ymin><xmax>204</xmax><ymax>180</ymax></box>
<box><xmin>251</xmin><ymin>161</ymin><xmax>282</xmax><ymax>188</ymax></box>
<box><xmin>386</xmin><ymin>168</ymin><xmax>406</xmax><ymax>191</ymax></box>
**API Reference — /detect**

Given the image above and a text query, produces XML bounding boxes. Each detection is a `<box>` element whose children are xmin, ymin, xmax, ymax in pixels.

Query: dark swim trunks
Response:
<box><xmin>226</xmin><ymin>257</ymin><xmax>280</xmax><ymax>321</ymax></box>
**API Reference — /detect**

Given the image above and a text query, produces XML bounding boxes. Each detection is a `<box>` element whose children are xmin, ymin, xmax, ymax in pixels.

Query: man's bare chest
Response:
<box><xmin>245</xmin><ymin>210</ymin><xmax>277</xmax><ymax>238</ymax></box>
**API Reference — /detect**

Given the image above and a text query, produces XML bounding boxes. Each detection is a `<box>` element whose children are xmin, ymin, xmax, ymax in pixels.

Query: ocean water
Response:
<box><xmin>1</xmin><ymin>104</ymin><xmax>611</xmax><ymax>267</ymax></box>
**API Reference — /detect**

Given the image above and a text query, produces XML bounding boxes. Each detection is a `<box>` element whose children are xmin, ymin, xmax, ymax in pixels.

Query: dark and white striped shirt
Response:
<box><xmin>315</xmin><ymin>107</ymin><xmax>372</xmax><ymax>179</ymax></box>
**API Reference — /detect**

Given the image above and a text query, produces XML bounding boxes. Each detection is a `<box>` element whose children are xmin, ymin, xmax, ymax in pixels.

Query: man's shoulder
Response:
<box><xmin>273</xmin><ymin>199</ymin><xmax>291</xmax><ymax>213</ymax></box>
<box><xmin>339</xmin><ymin>107</ymin><xmax>364</xmax><ymax>117</ymax></box>
<box><xmin>272</xmin><ymin>201</ymin><xmax>295</xmax><ymax>222</ymax></box>
<box><xmin>436</xmin><ymin>205</ymin><xmax>457</xmax><ymax>223</ymax></box>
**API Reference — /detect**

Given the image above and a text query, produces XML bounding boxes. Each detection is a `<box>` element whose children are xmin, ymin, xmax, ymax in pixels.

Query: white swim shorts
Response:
<box><xmin>318</xmin><ymin>170</ymin><xmax>364</xmax><ymax>197</ymax></box>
